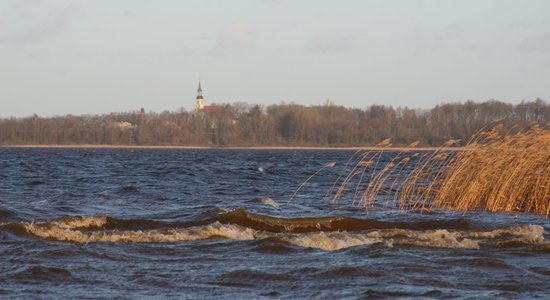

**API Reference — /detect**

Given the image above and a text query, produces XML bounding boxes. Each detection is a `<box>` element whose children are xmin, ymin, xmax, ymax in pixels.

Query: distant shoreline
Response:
<box><xmin>1</xmin><ymin>144</ymin><xmax>464</xmax><ymax>151</ymax></box>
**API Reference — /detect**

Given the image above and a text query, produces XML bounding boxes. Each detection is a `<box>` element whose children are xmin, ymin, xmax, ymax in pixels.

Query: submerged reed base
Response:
<box><xmin>320</xmin><ymin>122</ymin><xmax>550</xmax><ymax>217</ymax></box>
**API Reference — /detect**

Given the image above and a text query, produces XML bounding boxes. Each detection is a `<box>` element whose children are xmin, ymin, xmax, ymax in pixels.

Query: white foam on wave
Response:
<box><xmin>57</xmin><ymin>215</ymin><xmax>109</xmax><ymax>229</ymax></box>
<box><xmin>282</xmin><ymin>231</ymin><xmax>382</xmax><ymax>251</ymax></box>
<box><xmin>23</xmin><ymin>218</ymin><xmax>379</xmax><ymax>250</ymax></box>
<box><xmin>259</xmin><ymin>198</ymin><xmax>279</xmax><ymax>208</ymax></box>
<box><xmin>463</xmin><ymin>224</ymin><xmax>545</xmax><ymax>241</ymax></box>
<box><xmin>370</xmin><ymin>225</ymin><xmax>547</xmax><ymax>249</ymax></box>
<box><xmin>24</xmin><ymin>221</ymin><xmax>266</xmax><ymax>244</ymax></box>
<box><xmin>367</xmin><ymin>228</ymin><xmax>479</xmax><ymax>249</ymax></box>
<box><xmin>248</xmin><ymin>197</ymin><xmax>279</xmax><ymax>207</ymax></box>
<box><xmin>21</xmin><ymin>216</ymin><xmax>548</xmax><ymax>251</ymax></box>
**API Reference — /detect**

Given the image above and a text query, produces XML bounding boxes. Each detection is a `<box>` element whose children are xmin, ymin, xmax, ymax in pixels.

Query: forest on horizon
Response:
<box><xmin>1</xmin><ymin>99</ymin><xmax>548</xmax><ymax>147</ymax></box>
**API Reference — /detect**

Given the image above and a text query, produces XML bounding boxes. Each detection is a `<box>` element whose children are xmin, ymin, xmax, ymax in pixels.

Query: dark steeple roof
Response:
<box><xmin>196</xmin><ymin>81</ymin><xmax>203</xmax><ymax>99</ymax></box>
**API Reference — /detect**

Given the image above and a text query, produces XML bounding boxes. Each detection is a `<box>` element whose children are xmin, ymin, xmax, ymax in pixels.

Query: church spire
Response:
<box><xmin>195</xmin><ymin>81</ymin><xmax>204</xmax><ymax>111</ymax></box>
<box><xmin>197</xmin><ymin>82</ymin><xmax>203</xmax><ymax>99</ymax></box>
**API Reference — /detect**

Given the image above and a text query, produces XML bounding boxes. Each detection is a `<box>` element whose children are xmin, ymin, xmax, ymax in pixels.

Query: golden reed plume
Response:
<box><xmin>326</xmin><ymin>122</ymin><xmax>550</xmax><ymax>217</ymax></box>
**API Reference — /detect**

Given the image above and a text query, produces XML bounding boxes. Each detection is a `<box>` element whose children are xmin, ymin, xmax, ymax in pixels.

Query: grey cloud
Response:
<box><xmin>467</xmin><ymin>43</ymin><xmax>494</xmax><ymax>59</ymax></box>
<box><xmin>439</xmin><ymin>24</ymin><xmax>462</xmax><ymax>39</ymax></box>
<box><xmin>123</xmin><ymin>9</ymin><xmax>135</xmax><ymax>18</ymax></box>
<box><xmin>519</xmin><ymin>32</ymin><xmax>550</xmax><ymax>53</ymax></box>
<box><xmin>502</xmin><ymin>21</ymin><xmax>533</xmax><ymax>33</ymax></box>
<box><xmin>27</xmin><ymin>49</ymin><xmax>50</xmax><ymax>59</ymax></box>
<box><xmin>411</xmin><ymin>46</ymin><xmax>427</xmax><ymax>56</ymax></box>
<box><xmin>306</xmin><ymin>35</ymin><xmax>356</xmax><ymax>54</ymax></box>
<box><xmin>173</xmin><ymin>44</ymin><xmax>196</xmax><ymax>56</ymax></box>
<box><xmin>10</xmin><ymin>0</ymin><xmax>46</xmax><ymax>10</ymax></box>
<box><xmin>264</xmin><ymin>0</ymin><xmax>288</xmax><ymax>6</ymax></box>
<box><xmin>218</xmin><ymin>21</ymin><xmax>255</xmax><ymax>49</ymax></box>
<box><xmin>0</xmin><ymin>3</ymin><xmax>77</xmax><ymax>46</ymax></box>
<box><xmin>444</xmin><ymin>24</ymin><xmax>461</xmax><ymax>32</ymax></box>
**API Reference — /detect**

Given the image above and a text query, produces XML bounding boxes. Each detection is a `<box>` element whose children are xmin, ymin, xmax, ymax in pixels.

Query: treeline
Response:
<box><xmin>1</xmin><ymin>99</ymin><xmax>548</xmax><ymax>147</ymax></box>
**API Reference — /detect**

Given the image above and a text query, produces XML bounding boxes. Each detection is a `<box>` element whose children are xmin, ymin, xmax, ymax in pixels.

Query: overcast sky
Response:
<box><xmin>1</xmin><ymin>0</ymin><xmax>549</xmax><ymax>117</ymax></box>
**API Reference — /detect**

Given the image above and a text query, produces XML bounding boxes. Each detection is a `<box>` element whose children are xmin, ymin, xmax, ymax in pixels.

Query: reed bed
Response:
<box><xmin>294</xmin><ymin>122</ymin><xmax>550</xmax><ymax>216</ymax></box>
<box><xmin>424</xmin><ymin>122</ymin><xmax>550</xmax><ymax>216</ymax></box>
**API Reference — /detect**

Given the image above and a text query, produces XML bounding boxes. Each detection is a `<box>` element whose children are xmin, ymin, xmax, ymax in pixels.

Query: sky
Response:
<box><xmin>1</xmin><ymin>0</ymin><xmax>549</xmax><ymax>117</ymax></box>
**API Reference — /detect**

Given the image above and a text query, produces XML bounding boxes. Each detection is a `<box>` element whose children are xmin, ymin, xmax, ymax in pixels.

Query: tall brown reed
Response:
<box><xmin>428</xmin><ymin>123</ymin><xmax>550</xmax><ymax>216</ymax></box>
<box><xmin>328</xmin><ymin>122</ymin><xmax>550</xmax><ymax>217</ymax></box>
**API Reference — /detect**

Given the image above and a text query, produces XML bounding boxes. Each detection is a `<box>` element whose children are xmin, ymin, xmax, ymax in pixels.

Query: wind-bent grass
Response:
<box><xmin>425</xmin><ymin>123</ymin><xmax>550</xmax><ymax>216</ymax></box>
<box><xmin>319</xmin><ymin>121</ymin><xmax>550</xmax><ymax>216</ymax></box>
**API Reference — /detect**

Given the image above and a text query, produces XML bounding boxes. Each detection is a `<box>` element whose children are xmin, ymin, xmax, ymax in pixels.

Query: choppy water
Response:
<box><xmin>1</xmin><ymin>148</ymin><xmax>549</xmax><ymax>299</ymax></box>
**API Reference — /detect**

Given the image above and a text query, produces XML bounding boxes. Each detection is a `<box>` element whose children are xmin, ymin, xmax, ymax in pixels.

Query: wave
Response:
<box><xmin>23</xmin><ymin>220</ymin><xmax>262</xmax><ymax>244</ymax></box>
<box><xmin>11</xmin><ymin>209</ymin><xmax>549</xmax><ymax>251</ymax></box>
<box><xmin>116</xmin><ymin>185</ymin><xmax>141</xmax><ymax>194</ymax></box>
<box><xmin>13</xmin><ymin>266</ymin><xmax>73</xmax><ymax>282</ymax></box>
<box><xmin>212</xmin><ymin>208</ymin><xmax>473</xmax><ymax>233</ymax></box>
<box><xmin>0</xmin><ymin>207</ymin><xmax>17</xmax><ymax>218</ymax></box>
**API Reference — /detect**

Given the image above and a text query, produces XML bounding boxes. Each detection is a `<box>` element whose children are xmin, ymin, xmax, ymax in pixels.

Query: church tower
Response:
<box><xmin>195</xmin><ymin>82</ymin><xmax>204</xmax><ymax>111</ymax></box>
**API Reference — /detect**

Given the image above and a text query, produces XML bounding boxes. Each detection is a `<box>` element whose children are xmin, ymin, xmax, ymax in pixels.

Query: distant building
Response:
<box><xmin>195</xmin><ymin>82</ymin><xmax>204</xmax><ymax>111</ymax></box>
<box><xmin>194</xmin><ymin>82</ymin><xmax>224</xmax><ymax>114</ymax></box>
<box><xmin>110</xmin><ymin>121</ymin><xmax>135</xmax><ymax>130</ymax></box>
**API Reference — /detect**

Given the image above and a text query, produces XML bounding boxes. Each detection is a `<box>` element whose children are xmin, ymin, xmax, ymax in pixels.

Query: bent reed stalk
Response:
<box><xmin>322</xmin><ymin>121</ymin><xmax>550</xmax><ymax>216</ymax></box>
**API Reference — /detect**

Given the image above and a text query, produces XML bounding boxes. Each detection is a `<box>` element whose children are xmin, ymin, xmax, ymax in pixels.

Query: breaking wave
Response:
<box><xmin>13</xmin><ymin>208</ymin><xmax>548</xmax><ymax>251</ymax></box>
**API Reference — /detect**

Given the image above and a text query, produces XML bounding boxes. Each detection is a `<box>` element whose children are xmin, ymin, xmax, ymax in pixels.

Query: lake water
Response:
<box><xmin>1</xmin><ymin>148</ymin><xmax>549</xmax><ymax>299</ymax></box>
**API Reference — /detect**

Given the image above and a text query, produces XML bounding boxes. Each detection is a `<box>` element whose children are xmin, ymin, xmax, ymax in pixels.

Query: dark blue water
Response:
<box><xmin>1</xmin><ymin>148</ymin><xmax>549</xmax><ymax>299</ymax></box>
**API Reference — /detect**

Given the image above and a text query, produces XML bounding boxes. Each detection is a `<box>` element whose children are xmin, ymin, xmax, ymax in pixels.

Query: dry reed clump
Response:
<box><xmin>426</xmin><ymin>123</ymin><xmax>550</xmax><ymax>216</ymax></box>
<box><xmin>318</xmin><ymin>122</ymin><xmax>550</xmax><ymax>217</ymax></box>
